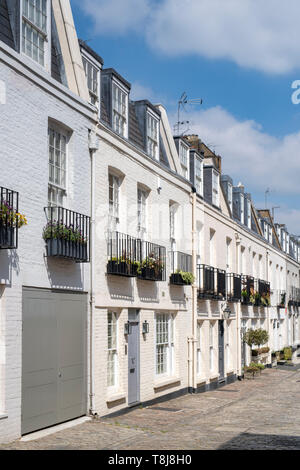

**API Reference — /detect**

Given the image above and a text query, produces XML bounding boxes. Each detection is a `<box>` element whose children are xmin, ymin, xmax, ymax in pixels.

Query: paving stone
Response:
<box><xmin>1</xmin><ymin>368</ymin><xmax>300</xmax><ymax>450</ymax></box>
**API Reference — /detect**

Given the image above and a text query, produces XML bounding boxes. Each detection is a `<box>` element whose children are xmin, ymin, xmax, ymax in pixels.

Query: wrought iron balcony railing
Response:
<box><xmin>257</xmin><ymin>279</ymin><xmax>271</xmax><ymax>307</ymax></box>
<box><xmin>136</xmin><ymin>239</ymin><xmax>166</xmax><ymax>281</ymax></box>
<box><xmin>43</xmin><ymin>206</ymin><xmax>90</xmax><ymax>262</ymax></box>
<box><xmin>273</xmin><ymin>290</ymin><xmax>286</xmax><ymax>308</ymax></box>
<box><xmin>0</xmin><ymin>186</ymin><xmax>19</xmax><ymax>249</ymax></box>
<box><xmin>227</xmin><ymin>273</ymin><xmax>241</xmax><ymax>302</ymax></box>
<box><xmin>107</xmin><ymin>231</ymin><xmax>139</xmax><ymax>277</ymax></box>
<box><xmin>197</xmin><ymin>265</ymin><xmax>226</xmax><ymax>300</ymax></box>
<box><xmin>241</xmin><ymin>275</ymin><xmax>255</xmax><ymax>305</ymax></box>
<box><xmin>288</xmin><ymin>286</ymin><xmax>300</xmax><ymax>307</ymax></box>
<box><xmin>170</xmin><ymin>251</ymin><xmax>193</xmax><ymax>285</ymax></box>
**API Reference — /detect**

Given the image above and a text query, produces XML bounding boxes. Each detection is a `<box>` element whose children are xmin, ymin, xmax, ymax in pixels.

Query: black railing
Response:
<box><xmin>197</xmin><ymin>265</ymin><xmax>226</xmax><ymax>300</ymax></box>
<box><xmin>0</xmin><ymin>186</ymin><xmax>19</xmax><ymax>249</ymax></box>
<box><xmin>170</xmin><ymin>251</ymin><xmax>193</xmax><ymax>285</ymax></box>
<box><xmin>198</xmin><ymin>265</ymin><xmax>214</xmax><ymax>299</ymax></box>
<box><xmin>227</xmin><ymin>273</ymin><xmax>241</xmax><ymax>302</ymax></box>
<box><xmin>44</xmin><ymin>206</ymin><xmax>90</xmax><ymax>262</ymax></box>
<box><xmin>136</xmin><ymin>240</ymin><xmax>166</xmax><ymax>281</ymax></box>
<box><xmin>258</xmin><ymin>279</ymin><xmax>271</xmax><ymax>307</ymax></box>
<box><xmin>275</xmin><ymin>290</ymin><xmax>286</xmax><ymax>308</ymax></box>
<box><xmin>107</xmin><ymin>232</ymin><xmax>138</xmax><ymax>277</ymax></box>
<box><xmin>289</xmin><ymin>286</ymin><xmax>300</xmax><ymax>307</ymax></box>
<box><xmin>241</xmin><ymin>275</ymin><xmax>255</xmax><ymax>305</ymax></box>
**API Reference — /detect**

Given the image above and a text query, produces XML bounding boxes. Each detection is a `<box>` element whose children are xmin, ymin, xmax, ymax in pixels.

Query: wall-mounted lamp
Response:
<box><xmin>142</xmin><ymin>320</ymin><xmax>150</xmax><ymax>335</ymax></box>
<box><xmin>124</xmin><ymin>321</ymin><xmax>132</xmax><ymax>335</ymax></box>
<box><xmin>221</xmin><ymin>302</ymin><xmax>231</xmax><ymax>320</ymax></box>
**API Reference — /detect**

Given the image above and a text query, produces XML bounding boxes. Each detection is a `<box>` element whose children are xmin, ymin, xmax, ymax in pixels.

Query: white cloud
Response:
<box><xmin>76</xmin><ymin>0</ymin><xmax>300</xmax><ymax>74</ymax></box>
<box><xmin>172</xmin><ymin>105</ymin><xmax>300</xmax><ymax>198</ymax></box>
<box><xmin>75</xmin><ymin>0</ymin><xmax>150</xmax><ymax>35</ymax></box>
<box><xmin>169</xmin><ymin>105</ymin><xmax>300</xmax><ymax>232</ymax></box>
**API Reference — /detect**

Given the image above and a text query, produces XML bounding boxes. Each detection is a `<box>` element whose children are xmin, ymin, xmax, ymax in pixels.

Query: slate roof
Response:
<box><xmin>128</xmin><ymin>102</ymin><xmax>144</xmax><ymax>150</ymax></box>
<box><xmin>0</xmin><ymin>0</ymin><xmax>15</xmax><ymax>50</ymax></box>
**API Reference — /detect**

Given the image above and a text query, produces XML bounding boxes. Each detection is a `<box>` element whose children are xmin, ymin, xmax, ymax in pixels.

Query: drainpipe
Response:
<box><xmin>89</xmin><ymin>129</ymin><xmax>99</xmax><ymax>416</ymax></box>
<box><xmin>190</xmin><ymin>187</ymin><xmax>197</xmax><ymax>392</ymax></box>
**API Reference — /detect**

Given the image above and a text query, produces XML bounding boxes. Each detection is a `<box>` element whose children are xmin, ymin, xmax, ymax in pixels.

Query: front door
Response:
<box><xmin>218</xmin><ymin>320</ymin><xmax>225</xmax><ymax>381</ymax></box>
<box><xmin>128</xmin><ymin>309</ymin><xmax>140</xmax><ymax>406</ymax></box>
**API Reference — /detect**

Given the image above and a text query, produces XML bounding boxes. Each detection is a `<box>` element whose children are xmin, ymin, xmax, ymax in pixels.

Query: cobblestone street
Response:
<box><xmin>1</xmin><ymin>367</ymin><xmax>300</xmax><ymax>450</ymax></box>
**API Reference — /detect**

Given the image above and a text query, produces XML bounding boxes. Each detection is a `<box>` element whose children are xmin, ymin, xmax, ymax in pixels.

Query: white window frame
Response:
<box><xmin>107</xmin><ymin>311</ymin><xmax>118</xmax><ymax>390</ymax></box>
<box><xmin>169</xmin><ymin>203</ymin><xmax>177</xmax><ymax>251</ymax></box>
<box><xmin>195</xmin><ymin>156</ymin><xmax>203</xmax><ymax>196</ymax></box>
<box><xmin>212</xmin><ymin>171</ymin><xmax>220</xmax><ymax>207</ymax></box>
<box><xmin>147</xmin><ymin>111</ymin><xmax>159</xmax><ymax>160</ymax></box>
<box><xmin>227</xmin><ymin>182</ymin><xmax>233</xmax><ymax>212</ymax></box>
<box><xmin>240</xmin><ymin>194</ymin><xmax>244</xmax><ymax>224</ymax></box>
<box><xmin>21</xmin><ymin>0</ymin><xmax>51</xmax><ymax>70</ymax></box>
<box><xmin>247</xmin><ymin>198</ymin><xmax>251</xmax><ymax>229</ymax></box>
<box><xmin>179</xmin><ymin>141</ymin><xmax>189</xmax><ymax>180</ymax></box>
<box><xmin>137</xmin><ymin>187</ymin><xmax>147</xmax><ymax>238</ymax></box>
<box><xmin>48</xmin><ymin>126</ymin><xmax>67</xmax><ymax>207</ymax></box>
<box><xmin>155</xmin><ymin>313</ymin><xmax>174</xmax><ymax>377</ymax></box>
<box><xmin>112</xmin><ymin>79</ymin><xmax>128</xmax><ymax>138</ymax></box>
<box><xmin>81</xmin><ymin>49</ymin><xmax>101</xmax><ymax>113</ymax></box>
<box><xmin>109</xmin><ymin>173</ymin><xmax>120</xmax><ymax>228</ymax></box>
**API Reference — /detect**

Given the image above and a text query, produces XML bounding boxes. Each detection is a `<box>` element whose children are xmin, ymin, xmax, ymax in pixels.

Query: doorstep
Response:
<box><xmin>106</xmin><ymin>393</ymin><xmax>127</xmax><ymax>405</ymax></box>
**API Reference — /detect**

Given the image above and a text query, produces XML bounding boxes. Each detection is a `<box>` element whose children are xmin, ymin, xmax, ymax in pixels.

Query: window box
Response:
<box><xmin>0</xmin><ymin>224</ymin><xmax>15</xmax><ymax>249</ymax></box>
<box><xmin>170</xmin><ymin>251</ymin><xmax>193</xmax><ymax>286</ymax></box>
<box><xmin>43</xmin><ymin>207</ymin><xmax>90</xmax><ymax>262</ymax></box>
<box><xmin>0</xmin><ymin>187</ymin><xmax>26</xmax><ymax>250</ymax></box>
<box><xmin>136</xmin><ymin>241</ymin><xmax>166</xmax><ymax>282</ymax></box>
<box><xmin>107</xmin><ymin>232</ymin><xmax>139</xmax><ymax>277</ymax></box>
<box><xmin>46</xmin><ymin>239</ymin><xmax>88</xmax><ymax>261</ymax></box>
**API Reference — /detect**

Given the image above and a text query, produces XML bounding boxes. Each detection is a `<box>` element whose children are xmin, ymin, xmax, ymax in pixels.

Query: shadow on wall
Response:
<box><xmin>0</xmin><ymin>249</ymin><xmax>20</xmax><ymax>286</ymax></box>
<box><xmin>169</xmin><ymin>285</ymin><xmax>188</xmax><ymax>307</ymax></box>
<box><xmin>45</xmin><ymin>256</ymin><xmax>85</xmax><ymax>291</ymax></box>
<box><xmin>217</xmin><ymin>432</ymin><xmax>300</xmax><ymax>450</ymax></box>
<box><xmin>136</xmin><ymin>279</ymin><xmax>159</xmax><ymax>303</ymax></box>
<box><xmin>107</xmin><ymin>275</ymin><xmax>134</xmax><ymax>301</ymax></box>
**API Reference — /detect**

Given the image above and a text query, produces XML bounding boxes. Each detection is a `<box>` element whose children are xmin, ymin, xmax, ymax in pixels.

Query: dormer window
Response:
<box><xmin>264</xmin><ymin>222</ymin><xmax>268</xmax><ymax>240</ymax></box>
<box><xmin>247</xmin><ymin>199</ymin><xmax>251</xmax><ymax>229</ymax></box>
<box><xmin>179</xmin><ymin>142</ymin><xmax>189</xmax><ymax>179</ymax></box>
<box><xmin>195</xmin><ymin>156</ymin><xmax>203</xmax><ymax>196</ymax></box>
<box><xmin>240</xmin><ymin>194</ymin><xmax>244</xmax><ymax>224</ymax></box>
<box><xmin>147</xmin><ymin>112</ymin><xmax>159</xmax><ymax>159</ymax></box>
<box><xmin>112</xmin><ymin>82</ymin><xmax>128</xmax><ymax>138</ymax></box>
<box><xmin>212</xmin><ymin>170</ymin><xmax>219</xmax><ymax>207</ymax></box>
<box><xmin>227</xmin><ymin>182</ymin><xmax>233</xmax><ymax>212</ymax></box>
<box><xmin>22</xmin><ymin>0</ymin><xmax>49</xmax><ymax>67</ymax></box>
<box><xmin>82</xmin><ymin>55</ymin><xmax>101</xmax><ymax>108</ymax></box>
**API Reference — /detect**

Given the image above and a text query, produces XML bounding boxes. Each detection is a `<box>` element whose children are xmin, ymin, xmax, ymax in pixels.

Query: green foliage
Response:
<box><xmin>176</xmin><ymin>270</ymin><xmax>195</xmax><ymax>284</ymax></box>
<box><xmin>243</xmin><ymin>328</ymin><xmax>269</xmax><ymax>348</ymax></box>
<box><xmin>43</xmin><ymin>222</ymin><xmax>87</xmax><ymax>245</ymax></box>
<box><xmin>283</xmin><ymin>347</ymin><xmax>292</xmax><ymax>361</ymax></box>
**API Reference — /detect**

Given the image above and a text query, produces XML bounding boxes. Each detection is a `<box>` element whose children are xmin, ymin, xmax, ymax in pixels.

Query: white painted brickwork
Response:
<box><xmin>0</xmin><ymin>46</ymin><xmax>93</xmax><ymax>443</ymax></box>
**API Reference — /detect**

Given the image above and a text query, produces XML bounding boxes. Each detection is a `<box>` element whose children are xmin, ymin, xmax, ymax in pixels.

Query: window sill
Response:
<box><xmin>226</xmin><ymin>370</ymin><xmax>235</xmax><ymax>376</ymax></box>
<box><xmin>154</xmin><ymin>377</ymin><xmax>181</xmax><ymax>392</ymax></box>
<box><xmin>106</xmin><ymin>392</ymin><xmax>126</xmax><ymax>405</ymax></box>
<box><xmin>0</xmin><ymin>413</ymin><xmax>8</xmax><ymax>421</ymax></box>
<box><xmin>209</xmin><ymin>374</ymin><xmax>219</xmax><ymax>382</ymax></box>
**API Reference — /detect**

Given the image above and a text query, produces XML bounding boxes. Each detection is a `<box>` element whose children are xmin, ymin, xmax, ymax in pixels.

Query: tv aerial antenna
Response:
<box><xmin>175</xmin><ymin>92</ymin><xmax>203</xmax><ymax>135</ymax></box>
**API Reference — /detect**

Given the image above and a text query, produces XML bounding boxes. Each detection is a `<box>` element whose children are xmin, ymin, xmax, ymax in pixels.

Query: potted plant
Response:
<box><xmin>43</xmin><ymin>221</ymin><xmax>88</xmax><ymax>260</ymax></box>
<box><xmin>278</xmin><ymin>292</ymin><xmax>286</xmax><ymax>308</ymax></box>
<box><xmin>241</xmin><ymin>289</ymin><xmax>249</xmax><ymax>304</ymax></box>
<box><xmin>138</xmin><ymin>253</ymin><xmax>164</xmax><ymax>281</ymax></box>
<box><xmin>170</xmin><ymin>270</ymin><xmax>195</xmax><ymax>285</ymax></box>
<box><xmin>243</xmin><ymin>328</ymin><xmax>269</xmax><ymax>364</ymax></box>
<box><xmin>0</xmin><ymin>200</ymin><xmax>27</xmax><ymax>247</ymax></box>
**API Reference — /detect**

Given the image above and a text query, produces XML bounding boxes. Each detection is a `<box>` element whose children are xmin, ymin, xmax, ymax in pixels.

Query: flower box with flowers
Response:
<box><xmin>0</xmin><ymin>200</ymin><xmax>27</xmax><ymax>249</ymax></box>
<box><xmin>43</xmin><ymin>221</ymin><xmax>88</xmax><ymax>261</ymax></box>
<box><xmin>137</xmin><ymin>255</ymin><xmax>164</xmax><ymax>281</ymax></box>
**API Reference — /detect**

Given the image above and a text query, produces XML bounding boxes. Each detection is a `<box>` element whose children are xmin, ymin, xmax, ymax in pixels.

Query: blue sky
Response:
<box><xmin>71</xmin><ymin>0</ymin><xmax>300</xmax><ymax>234</ymax></box>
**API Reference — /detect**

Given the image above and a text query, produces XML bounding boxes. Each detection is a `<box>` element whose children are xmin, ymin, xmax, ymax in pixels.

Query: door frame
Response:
<box><xmin>127</xmin><ymin>309</ymin><xmax>140</xmax><ymax>406</ymax></box>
